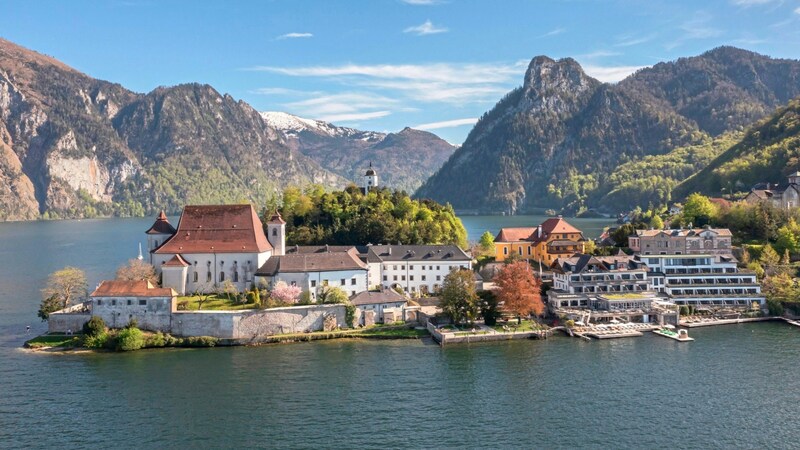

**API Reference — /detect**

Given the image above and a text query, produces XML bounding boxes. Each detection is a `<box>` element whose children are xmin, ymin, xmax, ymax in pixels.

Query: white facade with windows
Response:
<box><xmin>367</xmin><ymin>245</ymin><xmax>472</xmax><ymax>296</ymax></box>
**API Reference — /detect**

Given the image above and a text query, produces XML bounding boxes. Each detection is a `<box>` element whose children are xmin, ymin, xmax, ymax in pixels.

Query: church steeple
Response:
<box><xmin>364</xmin><ymin>162</ymin><xmax>378</xmax><ymax>192</ymax></box>
<box><xmin>145</xmin><ymin>210</ymin><xmax>176</xmax><ymax>263</ymax></box>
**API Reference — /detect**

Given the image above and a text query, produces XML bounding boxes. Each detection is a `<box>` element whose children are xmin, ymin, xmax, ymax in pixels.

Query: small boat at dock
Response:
<box><xmin>653</xmin><ymin>326</ymin><xmax>694</xmax><ymax>342</ymax></box>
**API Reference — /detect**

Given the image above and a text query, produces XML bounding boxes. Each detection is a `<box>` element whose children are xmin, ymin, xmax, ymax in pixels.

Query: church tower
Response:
<box><xmin>267</xmin><ymin>211</ymin><xmax>286</xmax><ymax>256</ymax></box>
<box><xmin>145</xmin><ymin>210</ymin><xmax>177</xmax><ymax>264</ymax></box>
<box><xmin>364</xmin><ymin>162</ymin><xmax>378</xmax><ymax>193</ymax></box>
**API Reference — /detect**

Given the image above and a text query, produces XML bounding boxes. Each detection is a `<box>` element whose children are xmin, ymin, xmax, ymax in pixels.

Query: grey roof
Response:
<box><xmin>350</xmin><ymin>289</ymin><xmax>407</xmax><ymax>306</ymax></box>
<box><xmin>256</xmin><ymin>248</ymin><xmax>367</xmax><ymax>276</ymax></box>
<box><xmin>552</xmin><ymin>253</ymin><xmax>646</xmax><ymax>274</ymax></box>
<box><xmin>367</xmin><ymin>245</ymin><xmax>471</xmax><ymax>262</ymax></box>
<box><xmin>286</xmin><ymin>245</ymin><xmax>369</xmax><ymax>256</ymax></box>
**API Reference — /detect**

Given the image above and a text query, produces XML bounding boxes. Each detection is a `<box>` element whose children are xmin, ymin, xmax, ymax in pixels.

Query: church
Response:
<box><xmin>147</xmin><ymin>205</ymin><xmax>285</xmax><ymax>295</ymax></box>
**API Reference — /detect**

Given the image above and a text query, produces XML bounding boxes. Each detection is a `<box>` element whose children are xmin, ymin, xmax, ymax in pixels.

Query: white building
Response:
<box><xmin>635</xmin><ymin>254</ymin><xmax>764</xmax><ymax>308</ymax></box>
<box><xmin>255</xmin><ymin>247</ymin><xmax>369</xmax><ymax>300</ymax></box>
<box><xmin>551</xmin><ymin>253</ymin><xmax>650</xmax><ymax>295</ymax></box>
<box><xmin>350</xmin><ymin>289</ymin><xmax>408</xmax><ymax>326</ymax></box>
<box><xmin>367</xmin><ymin>245</ymin><xmax>472</xmax><ymax>296</ymax></box>
<box><xmin>90</xmin><ymin>280</ymin><xmax>177</xmax><ymax>330</ymax></box>
<box><xmin>745</xmin><ymin>172</ymin><xmax>800</xmax><ymax>210</ymax></box>
<box><xmin>363</xmin><ymin>163</ymin><xmax>379</xmax><ymax>194</ymax></box>
<box><xmin>148</xmin><ymin>205</ymin><xmax>284</xmax><ymax>295</ymax></box>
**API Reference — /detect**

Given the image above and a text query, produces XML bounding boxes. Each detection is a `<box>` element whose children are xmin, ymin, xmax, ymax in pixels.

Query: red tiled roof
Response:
<box><xmin>145</xmin><ymin>210</ymin><xmax>177</xmax><ymax>235</ymax></box>
<box><xmin>539</xmin><ymin>217</ymin><xmax>581</xmax><ymax>236</ymax></box>
<box><xmin>90</xmin><ymin>280</ymin><xmax>176</xmax><ymax>297</ymax></box>
<box><xmin>154</xmin><ymin>205</ymin><xmax>273</xmax><ymax>254</ymax></box>
<box><xmin>495</xmin><ymin>227</ymin><xmax>537</xmax><ymax>242</ymax></box>
<box><xmin>162</xmin><ymin>254</ymin><xmax>189</xmax><ymax>267</ymax></box>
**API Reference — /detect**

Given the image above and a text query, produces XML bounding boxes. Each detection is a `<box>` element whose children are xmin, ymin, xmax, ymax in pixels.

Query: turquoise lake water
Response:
<box><xmin>1</xmin><ymin>217</ymin><xmax>798</xmax><ymax>449</ymax></box>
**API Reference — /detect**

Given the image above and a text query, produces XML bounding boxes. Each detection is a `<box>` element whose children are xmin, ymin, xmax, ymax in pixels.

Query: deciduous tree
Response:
<box><xmin>270</xmin><ymin>281</ymin><xmax>302</xmax><ymax>304</ymax></box>
<box><xmin>440</xmin><ymin>269</ymin><xmax>479</xmax><ymax>325</ymax></box>
<box><xmin>38</xmin><ymin>267</ymin><xmax>87</xmax><ymax>321</ymax></box>
<box><xmin>115</xmin><ymin>259</ymin><xmax>158</xmax><ymax>284</ymax></box>
<box><xmin>318</xmin><ymin>286</ymin><xmax>349</xmax><ymax>304</ymax></box>
<box><xmin>682</xmin><ymin>193</ymin><xmax>717</xmax><ymax>226</ymax></box>
<box><xmin>494</xmin><ymin>261</ymin><xmax>544</xmax><ymax>322</ymax></box>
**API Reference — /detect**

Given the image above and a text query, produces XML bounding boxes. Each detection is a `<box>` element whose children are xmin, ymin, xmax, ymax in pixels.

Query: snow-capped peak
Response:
<box><xmin>260</xmin><ymin>111</ymin><xmax>385</xmax><ymax>140</ymax></box>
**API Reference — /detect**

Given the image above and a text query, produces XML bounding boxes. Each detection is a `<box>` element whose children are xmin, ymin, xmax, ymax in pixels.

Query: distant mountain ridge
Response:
<box><xmin>262</xmin><ymin>111</ymin><xmax>457</xmax><ymax>193</ymax></box>
<box><xmin>0</xmin><ymin>38</ymin><xmax>348</xmax><ymax>221</ymax></box>
<box><xmin>416</xmin><ymin>47</ymin><xmax>800</xmax><ymax>214</ymax></box>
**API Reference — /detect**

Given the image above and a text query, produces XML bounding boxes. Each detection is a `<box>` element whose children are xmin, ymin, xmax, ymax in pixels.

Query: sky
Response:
<box><xmin>2</xmin><ymin>0</ymin><xmax>800</xmax><ymax>143</ymax></box>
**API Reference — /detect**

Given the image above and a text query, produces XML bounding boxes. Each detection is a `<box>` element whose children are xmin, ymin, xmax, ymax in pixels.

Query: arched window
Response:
<box><xmin>220</xmin><ymin>272</ymin><xmax>225</xmax><ymax>282</ymax></box>
<box><xmin>233</xmin><ymin>271</ymin><xmax>239</xmax><ymax>282</ymax></box>
<box><xmin>272</xmin><ymin>228</ymin><xmax>277</xmax><ymax>236</ymax></box>
<box><xmin>193</xmin><ymin>272</ymin><xmax>198</xmax><ymax>282</ymax></box>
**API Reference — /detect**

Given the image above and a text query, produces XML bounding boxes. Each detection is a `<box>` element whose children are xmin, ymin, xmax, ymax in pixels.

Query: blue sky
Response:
<box><xmin>2</xmin><ymin>0</ymin><xmax>800</xmax><ymax>143</ymax></box>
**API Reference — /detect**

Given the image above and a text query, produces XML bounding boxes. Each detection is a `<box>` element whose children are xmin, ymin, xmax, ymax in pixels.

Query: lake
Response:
<box><xmin>1</xmin><ymin>216</ymin><xmax>798</xmax><ymax>449</ymax></box>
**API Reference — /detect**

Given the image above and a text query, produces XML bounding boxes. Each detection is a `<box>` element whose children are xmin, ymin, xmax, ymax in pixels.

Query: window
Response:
<box><xmin>340</xmin><ymin>278</ymin><xmax>345</xmax><ymax>285</ymax></box>
<box><xmin>112</xmin><ymin>299</ymin><xmax>116</xmax><ymax>306</ymax></box>
<box><xmin>351</xmin><ymin>278</ymin><xmax>356</xmax><ymax>285</ymax></box>
<box><xmin>436</xmin><ymin>266</ymin><xmax>440</xmax><ymax>270</ymax></box>
<box><xmin>193</xmin><ymin>272</ymin><xmax>198</xmax><ymax>282</ymax></box>
<box><xmin>436</xmin><ymin>275</ymin><xmax>441</xmax><ymax>281</ymax></box>
<box><xmin>393</xmin><ymin>275</ymin><xmax>398</xmax><ymax>281</ymax></box>
<box><xmin>421</xmin><ymin>275</ymin><xmax>426</xmax><ymax>281</ymax></box>
<box><xmin>311</xmin><ymin>280</ymin><xmax>317</xmax><ymax>287</ymax></box>
<box><xmin>410</xmin><ymin>275</ymin><xmax>414</xmax><ymax>281</ymax></box>
<box><xmin>518</xmin><ymin>247</ymin><xmax>522</xmax><ymax>255</ymax></box>
<box><xmin>527</xmin><ymin>247</ymin><xmax>531</xmax><ymax>255</ymax></box>
<box><xmin>291</xmin><ymin>281</ymin><xmax>297</xmax><ymax>287</ymax></box>
<box><xmin>127</xmin><ymin>299</ymin><xmax>132</xmax><ymax>306</ymax></box>
<box><xmin>139</xmin><ymin>299</ymin><xmax>147</xmax><ymax>306</ymax></box>
<box><xmin>220</xmin><ymin>272</ymin><xmax>225</xmax><ymax>282</ymax></box>
<box><xmin>383</xmin><ymin>275</ymin><xmax>387</xmax><ymax>281</ymax></box>
<box><xmin>272</xmin><ymin>228</ymin><xmax>277</xmax><ymax>236</ymax></box>
<box><xmin>393</xmin><ymin>265</ymin><xmax>398</xmax><ymax>270</ymax></box>
<box><xmin>97</xmin><ymin>300</ymin><xmax>103</xmax><ymax>306</ymax></box>
<box><xmin>207</xmin><ymin>271</ymin><xmax>212</xmax><ymax>282</ymax></box>
<box><xmin>401</xmin><ymin>275</ymin><xmax>406</xmax><ymax>281</ymax></box>
<box><xmin>351</xmin><ymin>291</ymin><xmax>356</xmax><ymax>296</ymax></box>
<box><xmin>503</xmin><ymin>247</ymin><xmax>508</xmax><ymax>255</ymax></box>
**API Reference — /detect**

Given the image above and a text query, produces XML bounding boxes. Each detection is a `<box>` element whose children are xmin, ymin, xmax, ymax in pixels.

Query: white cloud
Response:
<box><xmin>582</xmin><ymin>65</ymin><xmax>644</xmax><ymax>83</ymax></box>
<box><xmin>414</xmin><ymin>118</ymin><xmax>478</xmax><ymax>130</ymax></box>
<box><xmin>578</xmin><ymin>50</ymin><xmax>622</xmax><ymax>59</ymax></box>
<box><xmin>276</xmin><ymin>32</ymin><xmax>313</xmax><ymax>40</ymax></box>
<box><xmin>321</xmin><ymin>111</ymin><xmax>392</xmax><ymax>123</ymax></box>
<box><xmin>539</xmin><ymin>27</ymin><xmax>565</xmax><ymax>38</ymax></box>
<box><xmin>403</xmin><ymin>19</ymin><xmax>448</xmax><ymax>35</ymax></box>
<box><xmin>731</xmin><ymin>0</ymin><xmax>779</xmax><ymax>5</ymax></box>
<box><xmin>614</xmin><ymin>34</ymin><xmax>656</xmax><ymax>47</ymax></box>
<box><xmin>281</xmin><ymin>92</ymin><xmax>397</xmax><ymax>123</ymax></box>
<box><xmin>665</xmin><ymin>12</ymin><xmax>722</xmax><ymax>50</ymax></box>
<box><xmin>248</xmin><ymin>61</ymin><xmax>526</xmax><ymax>106</ymax></box>
<box><xmin>795</xmin><ymin>6</ymin><xmax>800</xmax><ymax>14</ymax></box>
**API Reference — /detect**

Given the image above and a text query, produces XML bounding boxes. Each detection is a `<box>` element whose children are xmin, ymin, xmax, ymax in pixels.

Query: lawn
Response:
<box><xmin>490</xmin><ymin>319</ymin><xmax>547</xmax><ymax>333</ymax></box>
<box><xmin>353</xmin><ymin>326</ymin><xmax>429</xmax><ymax>338</ymax></box>
<box><xmin>25</xmin><ymin>333</ymin><xmax>82</xmax><ymax>349</ymax></box>
<box><xmin>177</xmin><ymin>294</ymin><xmax>260</xmax><ymax>311</ymax></box>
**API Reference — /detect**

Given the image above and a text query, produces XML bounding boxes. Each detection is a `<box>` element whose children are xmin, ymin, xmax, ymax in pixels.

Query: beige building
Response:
<box><xmin>628</xmin><ymin>227</ymin><xmax>732</xmax><ymax>256</ymax></box>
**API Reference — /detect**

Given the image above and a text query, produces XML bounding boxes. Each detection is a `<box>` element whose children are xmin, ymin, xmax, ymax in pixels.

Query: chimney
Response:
<box><xmin>537</xmin><ymin>225</ymin><xmax>542</xmax><ymax>237</ymax></box>
<box><xmin>388</xmin><ymin>247</ymin><xmax>392</xmax><ymax>256</ymax></box>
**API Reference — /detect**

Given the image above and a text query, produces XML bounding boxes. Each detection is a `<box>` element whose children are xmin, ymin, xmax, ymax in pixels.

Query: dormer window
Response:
<box><xmin>273</xmin><ymin>228</ymin><xmax>277</xmax><ymax>236</ymax></box>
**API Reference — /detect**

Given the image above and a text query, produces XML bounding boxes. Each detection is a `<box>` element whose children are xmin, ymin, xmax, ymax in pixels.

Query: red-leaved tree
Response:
<box><xmin>494</xmin><ymin>261</ymin><xmax>544</xmax><ymax>322</ymax></box>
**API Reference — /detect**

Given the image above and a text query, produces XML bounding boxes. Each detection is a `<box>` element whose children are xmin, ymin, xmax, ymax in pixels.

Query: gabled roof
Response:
<box><xmin>350</xmin><ymin>289</ymin><xmax>406</xmax><ymax>306</ymax></box>
<box><xmin>256</xmin><ymin>248</ymin><xmax>367</xmax><ymax>276</ymax></box>
<box><xmin>162</xmin><ymin>254</ymin><xmax>189</xmax><ymax>267</ymax></box>
<box><xmin>145</xmin><ymin>210</ymin><xmax>177</xmax><ymax>235</ymax></box>
<box><xmin>90</xmin><ymin>280</ymin><xmax>176</xmax><ymax>297</ymax></box>
<box><xmin>495</xmin><ymin>227</ymin><xmax>537</xmax><ymax>243</ymax></box>
<box><xmin>539</xmin><ymin>217</ymin><xmax>582</xmax><ymax>236</ymax></box>
<box><xmin>551</xmin><ymin>253</ymin><xmax>645</xmax><ymax>274</ymax></box>
<box><xmin>154</xmin><ymin>205</ymin><xmax>273</xmax><ymax>254</ymax></box>
<box><xmin>367</xmin><ymin>245</ymin><xmax>471</xmax><ymax>262</ymax></box>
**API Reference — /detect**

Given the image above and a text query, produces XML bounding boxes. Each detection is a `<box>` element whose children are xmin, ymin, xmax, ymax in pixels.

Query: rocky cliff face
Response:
<box><xmin>262</xmin><ymin>112</ymin><xmax>456</xmax><ymax>193</ymax></box>
<box><xmin>416</xmin><ymin>47</ymin><xmax>800</xmax><ymax>214</ymax></box>
<box><xmin>0</xmin><ymin>38</ymin><xmax>344</xmax><ymax>220</ymax></box>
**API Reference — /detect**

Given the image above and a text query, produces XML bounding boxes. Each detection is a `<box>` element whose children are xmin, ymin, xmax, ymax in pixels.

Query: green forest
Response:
<box><xmin>268</xmin><ymin>185</ymin><xmax>468</xmax><ymax>248</ymax></box>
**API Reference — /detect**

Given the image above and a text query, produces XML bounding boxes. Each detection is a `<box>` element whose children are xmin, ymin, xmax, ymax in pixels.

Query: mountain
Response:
<box><xmin>416</xmin><ymin>47</ymin><xmax>800</xmax><ymax>214</ymax></box>
<box><xmin>674</xmin><ymin>97</ymin><xmax>800</xmax><ymax>198</ymax></box>
<box><xmin>0</xmin><ymin>38</ymin><xmax>345</xmax><ymax>221</ymax></box>
<box><xmin>262</xmin><ymin>112</ymin><xmax>457</xmax><ymax>193</ymax></box>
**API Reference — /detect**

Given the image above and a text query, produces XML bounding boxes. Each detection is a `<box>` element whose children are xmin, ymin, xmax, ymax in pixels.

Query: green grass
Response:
<box><xmin>25</xmin><ymin>333</ymin><xmax>82</xmax><ymax>349</ymax></box>
<box><xmin>353</xmin><ymin>327</ymin><xmax>429</xmax><ymax>338</ymax></box>
<box><xmin>177</xmin><ymin>294</ymin><xmax>259</xmax><ymax>311</ymax></box>
<box><xmin>490</xmin><ymin>320</ymin><xmax>547</xmax><ymax>333</ymax></box>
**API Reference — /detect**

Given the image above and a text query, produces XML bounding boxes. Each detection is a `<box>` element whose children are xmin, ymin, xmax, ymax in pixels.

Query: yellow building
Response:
<box><xmin>494</xmin><ymin>216</ymin><xmax>586</xmax><ymax>264</ymax></box>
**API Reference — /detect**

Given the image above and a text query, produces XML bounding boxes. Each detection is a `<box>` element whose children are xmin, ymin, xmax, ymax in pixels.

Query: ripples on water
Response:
<box><xmin>2</xmin><ymin>218</ymin><xmax>799</xmax><ymax>449</ymax></box>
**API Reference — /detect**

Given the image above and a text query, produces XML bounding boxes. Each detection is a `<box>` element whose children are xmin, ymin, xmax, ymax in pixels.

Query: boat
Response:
<box><xmin>652</xmin><ymin>327</ymin><xmax>694</xmax><ymax>342</ymax></box>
